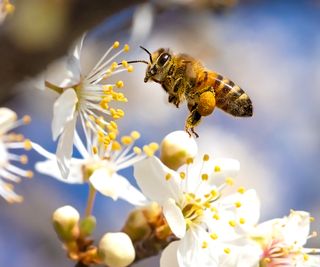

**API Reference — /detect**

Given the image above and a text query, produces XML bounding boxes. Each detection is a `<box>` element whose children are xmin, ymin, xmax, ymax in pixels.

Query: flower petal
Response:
<box><xmin>160</xmin><ymin>241</ymin><xmax>180</xmax><ymax>267</ymax></box>
<box><xmin>89</xmin><ymin>167</ymin><xmax>118</xmax><ymax>200</ymax></box>
<box><xmin>163</xmin><ymin>198</ymin><xmax>186</xmax><ymax>239</ymax></box>
<box><xmin>36</xmin><ymin>159</ymin><xmax>84</xmax><ymax>184</ymax></box>
<box><xmin>56</xmin><ymin>115</ymin><xmax>76</xmax><ymax>179</ymax></box>
<box><xmin>115</xmin><ymin>174</ymin><xmax>148</xmax><ymax>206</ymax></box>
<box><xmin>134</xmin><ymin>156</ymin><xmax>180</xmax><ymax>204</ymax></box>
<box><xmin>52</xmin><ymin>88</ymin><xmax>78</xmax><ymax>141</ymax></box>
<box><xmin>208</xmin><ymin>158</ymin><xmax>240</xmax><ymax>184</ymax></box>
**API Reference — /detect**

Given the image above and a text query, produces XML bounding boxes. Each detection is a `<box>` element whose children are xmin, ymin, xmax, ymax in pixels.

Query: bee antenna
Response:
<box><xmin>125</xmin><ymin>60</ymin><xmax>149</xmax><ymax>65</ymax></box>
<box><xmin>139</xmin><ymin>46</ymin><xmax>153</xmax><ymax>63</ymax></box>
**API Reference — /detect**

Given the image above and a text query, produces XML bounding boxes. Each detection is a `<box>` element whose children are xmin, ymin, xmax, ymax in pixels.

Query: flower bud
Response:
<box><xmin>52</xmin><ymin>205</ymin><xmax>80</xmax><ymax>242</ymax></box>
<box><xmin>160</xmin><ymin>131</ymin><xmax>197</xmax><ymax>170</ymax></box>
<box><xmin>98</xmin><ymin>232</ymin><xmax>135</xmax><ymax>267</ymax></box>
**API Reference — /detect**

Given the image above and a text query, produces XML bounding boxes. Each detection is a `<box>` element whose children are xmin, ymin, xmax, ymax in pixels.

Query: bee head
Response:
<box><xmin>141</xmin><ymin>47</ymin><xmax>173</xmax><ymax>83</ymax></box>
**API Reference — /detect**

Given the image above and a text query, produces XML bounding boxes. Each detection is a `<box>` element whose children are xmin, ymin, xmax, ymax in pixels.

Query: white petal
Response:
<box><xmin>89</xmin><ymin>167</ymin><xmax>118</xmax><ymax>200</ymax></box>
<box><xmin>208</xmin><ymin>158</ymin><xmax>240</xmax><ymax>184</ymax></box>
<box><xmin>36</xmin><ymin>159</ymin><xmax>84</xmax><ymax>184</ymax></box>
<box><xmin>56</xmin><ymin>116</ymin><xmax>76</xmax><ymax>179</ymax></box>
<box><xmin>52</xmin><ymin>88</ymin><xmax>78</xmax><ymax>141</ymax></box>
<box><xmin>115</xmin><ymin>174</ymin><xmax>148</xmax><ymax>206</ymax></box>
<box><xmin>163</xmin><ymin>198</ymin><xmax>186</xmax><ymax>239</ymax></box>
<box><xmin>160</xmin><ymin>241</ymin><xmax>180</xmax><ymax>267</ymax></box>
<box><xmin>134</xmin><ymin>156</ymin><xmax>180</xmax><ymax>203</ymax></box>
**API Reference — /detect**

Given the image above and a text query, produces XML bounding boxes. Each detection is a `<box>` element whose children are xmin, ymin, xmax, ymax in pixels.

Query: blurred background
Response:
<box><xmin>0</xmin><ymin>0</ymin><xmax>320</xmax><ymax>266</ymax></box>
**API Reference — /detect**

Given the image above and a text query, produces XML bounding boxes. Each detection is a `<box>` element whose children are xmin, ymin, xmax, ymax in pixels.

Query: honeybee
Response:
<box><xmin>128</xmin><ymin>47</ymin><xmax>253</xmax><ymax>137</ymax></box>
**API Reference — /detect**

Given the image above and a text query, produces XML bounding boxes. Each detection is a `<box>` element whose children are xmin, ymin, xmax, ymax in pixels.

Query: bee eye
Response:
<box><xmin>158</xmin><ymin>53</ymin><xmax>171</xmax><ymax>66</ymax></box>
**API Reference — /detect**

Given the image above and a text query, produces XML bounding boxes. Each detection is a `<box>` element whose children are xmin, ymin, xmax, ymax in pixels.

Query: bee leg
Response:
<box><xmin>168</xmin><ymin>95</ymin><xmax>180</xmax><ymax>108</ymax></box>
<box><xmin>185</xmin><ymin>109</ymin><xmax>201</xmax><ymax>138</ymax></box>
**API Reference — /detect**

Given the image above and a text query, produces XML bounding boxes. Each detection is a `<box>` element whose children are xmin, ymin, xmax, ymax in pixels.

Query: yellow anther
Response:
<box><xmin>179</xmin><ymin>172</ymin><xmax>186</xmax><ymax>180</ymax></box>
<box><xmin>24</xmin><ymin>139</ymin><xmax>32</xmax><ymax>150</ymax></box>
<box><xmin>263</xmin><ymin>258</ymin><xmax>271</xmax><ymax>263</ymax></box>
<box><xmin>110</xmin><ymin>62</ymin><xmax>118</xmax><ymax>71</ymax></box>
<box><xmin>26</xmin><ymin>171</ymin><xmax>34</xmax><ymax>178</ymax></box>
<box><xmin>201</xmin><ymin>173</ymin><xmax>208</xmax><ymax>181</ymax></box>
<box><xmin>133</xmin><ymin>146</ymin><xmax>142</xmax><ymax>155</ymax></box>
<box><xmin>165</xmin><ymin>173</ymin><xmax>172</xmax><ymax>181</ymax></box>
<box><xmin>121</xmin><ymin>60</ymin><xmax>128</xmax><ymax>68</ymax></box>
<box><xmin>229</xmin><ymin>220</ymin><xmax>236</xmax><ymax>227</ymax></box>
<box><xmin>113</xmin><ymin>41</ymin><xmax>120</xmax><ymax>49</ymax></box>
<box><xmin>88</xmin><ymin>115</ymin><xmax>95</xmax><ymax>121</ymax></box>
<box><xmin>92</xmin><ymin>146</ymin><xmax>98</xmax><ymax>155</ymax></box>
<box><xmin>239</xmin><ymin>218</ymin><xmax>246</xmax><ymax>224</ymax></box>
<box><xmin>201</xmin><ymin>241</ymin><xmax>208</xmax><ymax>249</ymax></box>
<box><xmin>210</xmin><ymin>207</ymin><xmax>217</xmax><ymax>212</ymax></box>
<box><xmin>116</xmin><ymin>80</ymin><xmax>124</xmax><ymax>88</ymax></box>
<box><xmin>110</xmin><ymin>121</ymin><xmax>118</xmax><ymax>129</ymax></box>
<box><xmin>20</xmin><ymin>155</ymin><xmax>28</xmax><ymax>164</ymax></box>
<box><xmin>149</xmin><ymin>142</ymin><xmax>159</xmax><ymax>151</ymax></box>
<box><xmin>131</xmin><ymin>131</ymin><xmax>140</xmax><ymax>140</ymax></box>
<box><xmin>124</xmin><ymin>44</ymin><xmax>130</xmax><ymax>52</ymax></box>
<box><xmin>186</xmin><ymin>157</ymin><xmax>194</xmax><ymax>165</ymax></box>
<box><xmin>213</xmin><ymin>213</ymin><xmax>220</xmax><ymax>220</ymax></box>
<box><xmin>310</xmin><ymin>217</ymin><xmax>315</xmax><ymax>222</ymax></box>
<box><xmin>214</xmin><ymin>165</ymin><xmax>221</xmax><ymax>172</ymax></box>
<box><xmin>210</xmin><ymin>233</ymin><xmax>218</xmax><ymax>240</ymax></box>
<box><xmin>127</xmin><ymin>65</ymin><xmax>134</xmax><ymax>72</ymax></box>
<box><xmin>303</xmin><ymin>254</ymin><xmax>309</xmax><ymax>261</ymax></box>
<box><xmin>116</xmin><ymin>109</ymin><xmax>125</xmax><ymax>116</ymax></box>
<box><xmin>108</xmin><ymin>132</ymin><xmax>117</xmax><ymax>140</ymax></box>
<box><xmin>225</xmin><ymin>177</ymin><xmax>234</xmax><ymax>186</ymax></box>
<box><xmin>210</xmin><ymin>189</ymin><xmax>218</xmax><ymax>198</ymax></box>
<box><xmin>143</xmin><ymin>145</ymin><xmax>154</xmax><ymax>157</ymax></box>
<box><xmin>22</xmin><ymin>115</ymin><xmax>31</xmax><ymax>124</ymax></box>
<box><xmin>224</xmin><ymin>248</ymin><xmax>231</xmax><ymax>254</ymax></box>
<box><xmin>203</xmin><ymin>154</ymin><xmax>210</xmax><ymax>161</ymax></box>
<box><xmin>111</xmin><ymin>141</ymin><xmax>121</xmax><ymax>151</ymax></box>
<box><xmin>121</xmin><ymin>136</ymin><xmax>133</xmax><ymax>145</ymax></box>
<box><xmin>235</xmin><ymin>201</ymin><xmax>242</xmax><ymax>208</ymax></box>
<box><xmin>237</xmin><ymin>186</ymin><xmax>246</xmax><ymax>194</ymax></box>
<box><xmin>103</xmin><ymin>85</ymin><xmax>113</xmax><ymax>93</ymax></box>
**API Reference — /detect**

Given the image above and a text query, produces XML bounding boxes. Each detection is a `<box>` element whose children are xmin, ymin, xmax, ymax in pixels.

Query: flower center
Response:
<box><xmin>182</xmin><ymin>197</ymin><xmax>204</xmax><ymax>228</ymax></box>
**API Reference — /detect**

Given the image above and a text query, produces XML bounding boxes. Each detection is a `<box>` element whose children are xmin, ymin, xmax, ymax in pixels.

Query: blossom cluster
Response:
<box><xmin>0</xmin><ymin>34</ymin><xmax>319</xmax><ymax>267</ymax></box>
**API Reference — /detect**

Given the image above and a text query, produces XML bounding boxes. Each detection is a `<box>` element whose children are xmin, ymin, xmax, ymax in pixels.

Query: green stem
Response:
<box><xmin>45</xmin><ymin>80</ymin><xmax>64</xmax><ymax>94</ymax></box>
<box><xmin>85</xmin><ymin>186</ymin><xmax>97</xmax><ymax>217</ymax></box>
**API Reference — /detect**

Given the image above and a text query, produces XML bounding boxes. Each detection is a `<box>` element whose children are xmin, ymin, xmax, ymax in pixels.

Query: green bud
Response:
<box><xmin>79</xmin><ymin>215</ymin><xmax>96</xmax><ymax>237</ymax></box>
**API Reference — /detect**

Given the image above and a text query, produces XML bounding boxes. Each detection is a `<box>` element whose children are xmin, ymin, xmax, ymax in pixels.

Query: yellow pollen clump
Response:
<box><xmin>210</xmin><ymin>233</ymin><xmax>218</xmax><ymax>240</ymax></box>
<box><xmin>214</xmin><ymin>165</ymin><xmax>221</xmax><ymax>172</ymax></box>
<box><xmin>203</xmin><ymin>154</ymin><xmax>210</xmax><ymax>161</ymax></box>
<box><xmin>229</xmin><ymin>220</ymin><xmax>236</xmax><ymax>227</ymax></box>
<box><xmin>23</xmin><ymin>115</ymin><xmax>31</xmax><ymax>124</ymax></box>
<box><xmin>133</xmin><ymin>146</ymin><xmax>142</xmax><ymax>155</ymax></box>
<box><xmin>237</xmin><ymin>186</ymin><xmax>246</xmax><ymax>194</ymax></box>
<box><xmin>201</xmin><ymin>174</ymin><xmax>208</xmax><ymax>181</ymax></box>
<box><xmin>20</xmin><ymin>155</ymin><xmax>28</xmax><ymax>164</ymax></box>
<box><xmin>239</xmin><ymin>218</ymin><xmax>246</xmax><ymax>224</ymax></box>
<box><xmin>224</xmin><ymin>248</ymin><xmax>231</xmax><ymax>254</ymax></box>
<box><xmin>121</xmin><ymin>136</ymin><xmax>133</xmax><ymax>145</ymax></box>
<box><xmin>179</xmin><ymin>172</ymin><xmax>186</xmax><ymax>180</ymax></box>
<box><xmin>131</xmin><ymin>131</ymin><xmax>140</xmax><ymax>140</ymax></box>
<box><xmin>111</xmin><ymin>141</ymin><xmax>121</xmax><ymax>151</ymax></box>
<box><xmin>225</xmin><ymin>177</ymin><xmax>234</xmax><ymax>186</ymax></box>
<box><xmin>92</xmin><ymin>146</ymin><xmax>98</xmax><ymax>154</ymax></box>
<box><xmin>24</xmin><ymin>139</ymin><xmax>32</xmax><ymax>150</ymax></box>
<box><xmin>124</xmin><ymin>44</ymin><xmax>130</xmax><ymax>52</ymax></box>
<box><xmin>149</xmin><ymin>142</ymin><xmax>159</xmax><ymax>151</ymax></box>
<box><xmin>26</xmin><ymin>171</ymin><xmax>34</xmax><ymax>178</ymax></box>
<box><xmin>121</xmin><ymin>60</ymin><xmax>128</xmax><ymax>68</ymax></box>
<box><xmin>113</xmin><ymin>41</ymin><xmax>120</xmax><ymax>49</ymax></box>
<box><xmin>213</xmin><ymin>213</ymin><xmax>220</xmax><ymax>220</ymax></box>
<box><xmin>165</xmin><ymin>173</ymin><xmax>172</xmax><ymax>181</ymax></box>
<box><xmin>127</xmin><ymin>65</ymin><xmax>134</xmax><ymax>72</ymax></box>
<box><xmin>143</xmin><ymin>145</ymin><xmax>154</xmax><ymax>157</ymax></box>
<box><xmin>201</xmin><ymin>241</ymin><xmax>208</xmax><ymax>249</ymax></box>
<box><xmin>116</xmin><ymin>80</ymin><xmax>124</xmax><ymax>88</ymax></box>
<box><xmin>186</xmin><ymin>157</ymin><xmax>194</xmax><ymax>165</ymax></box>
<box><xmin>235</xmin><ymin>201</ymin><xmax>242</xmax><ymax>208</ymax></box>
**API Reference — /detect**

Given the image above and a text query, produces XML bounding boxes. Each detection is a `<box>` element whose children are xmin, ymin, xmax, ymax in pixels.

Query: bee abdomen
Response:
<box><xmin>214</xmin><ymin>76</ymin><xmax>253</xmax><ymax>117</ymax></box>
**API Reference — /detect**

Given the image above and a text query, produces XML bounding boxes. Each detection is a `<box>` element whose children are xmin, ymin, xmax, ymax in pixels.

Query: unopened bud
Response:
<box><xmin>99</xmin><ymin>232</ymin><xmax>135</xmax><ymax>267</ymax></box>
<box><xmin>160</xmin><ymin>131</ymin><xmax>197</xmax><ymax>170</ymax></box>
<box><xmin>52</xmin><ymin>205</ymin><xmax>80</xmax><ymax>242</ymax></box>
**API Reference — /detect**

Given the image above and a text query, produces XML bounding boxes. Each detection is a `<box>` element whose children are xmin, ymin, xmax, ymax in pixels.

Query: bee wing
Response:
<box><xmin>213</xmin><ymin>77</ymin><xmax>253</xmax><ymax>117</ymax></box>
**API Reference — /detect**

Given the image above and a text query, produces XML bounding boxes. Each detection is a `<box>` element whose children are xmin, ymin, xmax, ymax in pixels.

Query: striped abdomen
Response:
<box><xmin>211</xmin><ymin>73</ymin><xmax>253</xmax><ymax>117</ymax></box>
